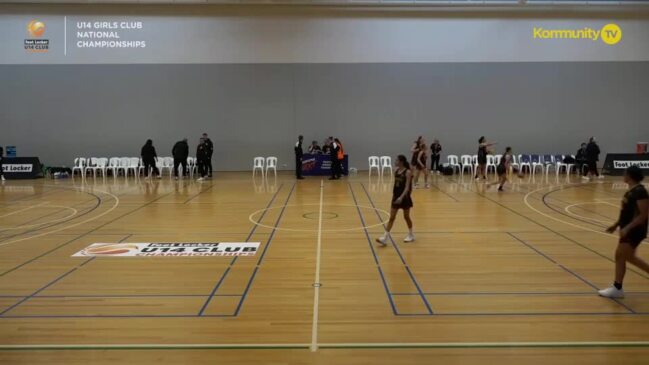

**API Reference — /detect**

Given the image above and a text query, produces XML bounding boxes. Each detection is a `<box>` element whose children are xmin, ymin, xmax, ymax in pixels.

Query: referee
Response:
<box><xmin>295</xmin><ymin>135</ymin><xmax>304</xmax><ymax>180</ymax></box>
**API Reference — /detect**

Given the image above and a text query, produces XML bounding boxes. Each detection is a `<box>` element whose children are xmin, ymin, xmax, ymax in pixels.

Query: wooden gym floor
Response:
<box><xmin>1</xmin><ymin>171</ymin><xmax>648</xmax><ymax>364</ymax></box>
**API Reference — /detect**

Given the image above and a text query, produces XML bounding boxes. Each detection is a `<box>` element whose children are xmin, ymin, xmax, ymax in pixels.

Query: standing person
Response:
<box><xmin>598</xmin><ymin>166</ymin><xmax>649</xmax><ymax>298</ymax></box>
<box><xmin>335</xmin><ymin>138</ymin><xmax>344</xmax><ymax>179</ymax></box>
<box><xmin>202</xmin><ymin>133</ymin><xmax>214</xmax><ymax>178</ymax></box>
<box><xmin>410</xmin><ymin>136</ymin><xmax>422</xmax><ymax>168</ymax></box>
<box><xmin>172</xmin><ymin>138</ymin><xmax>189</xmax><ymax>180</ymax></box>
<box><xmin>575</xmin><ymin>143</ymin><xmax>588</xmax><ymax>175</ymax></box>
<box><xmin>329</xmin><ymin>137</ymin><xmax>340</xmax><ymax>180</ymax></box>
<box><xmin>414</xmin><ymin>141</ymin><xmax>429</xmax><ymax>189</ymax></box>
<box><xmin>140</xmin><ymin>139</ymin><xmax>161</xmax><ymax>179</ymax></box>
<box><xmin>475</xmin><ymin>136</ymin><xmax>496</xmax><ymax>181</ymax></box>
<box><xmin>430</xmin><ymin>139</ymin><xmax>442</xmax><ymax>174</ymax></box>
<box><xmin>489</xmin><ymin>147</ymin><xmax>516</xmax><ymax>191</ymax></box>
<box><xmin>295</xmin><ymin>135</ymin><xmax>304</xmax><ymax>180</ymax></box>
<box><xmin>582</xmin><ymin>137</ymin><xmax>603</xmax><ymax>180</ymax></box>
<box><xmin>0</xmin><ymin>146</ymin><xmax>5</xmax><ymax>182</ymax></box>
<box><xmin>322</xmin><ymin>138</ymin><xmax>331</xmax><ymax>154</ymax></box>
<box><xmin>196</xmin><ymin>138</ymin><xmax>209</xmax><ymax>182</ymax></box>
<box><xmin>376</xmin><ymin>155</ymin><xmax>415</xmax><ymax>245</ymax></box>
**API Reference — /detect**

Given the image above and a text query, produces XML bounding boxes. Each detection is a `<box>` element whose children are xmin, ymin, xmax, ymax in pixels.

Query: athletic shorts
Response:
<box><xmin>620</xmin><ymin>233</ymin><xmax>646</xmax><ymax>248</ymax></box>
<box><xmin>496</xmin><ymin>165</ymin><xmax>506</xmax><ymax>176</ymax></box>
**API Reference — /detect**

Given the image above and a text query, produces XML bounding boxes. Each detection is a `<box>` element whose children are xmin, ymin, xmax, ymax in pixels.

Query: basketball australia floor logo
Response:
<box><xmin>24</xmin><ymin>20</ymin><xmax>49</xmax><ymax>52</ymax></box>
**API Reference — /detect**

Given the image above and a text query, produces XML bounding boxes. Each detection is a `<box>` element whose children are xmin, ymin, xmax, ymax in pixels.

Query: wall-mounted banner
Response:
<box><xmin>1</xmin><ymin>11</ymin><xmax>648</xmax><ymax>64</ymax></box>
<box><xmin>73</xmin><ymin>242</ymin><xmax>261</xmax><ymax>257</ymax></box>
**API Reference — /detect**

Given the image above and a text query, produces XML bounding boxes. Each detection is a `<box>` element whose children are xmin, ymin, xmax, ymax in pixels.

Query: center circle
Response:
<box><xmin>248</xmin><ymin>204</ymin><xmax>390</xmax><ymax>233</ymax></box>
<box><xmin>302</xmin><ymin>212</ymin><xmax>338</xmax><ymax>220</ymax></box>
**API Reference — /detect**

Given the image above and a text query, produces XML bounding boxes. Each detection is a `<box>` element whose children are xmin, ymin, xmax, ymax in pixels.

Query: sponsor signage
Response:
<box><xmin>2</xmin><ymin>164</ymin><xmax>33</xmax><ymax>173</ymax></box>
<box><xmin>73</xmin><ymin>242</ymin><xmax>260</xmax><ymax>257</ymax></box>
<box><xmin>613</xmin><ymin>160</ymin><xmax>649</xmax><ymax>169</ymax></box>
<box><xmin>603</xmin><ymin>153</ymin><xmax>649</xmax><ymax>176</ymax></box>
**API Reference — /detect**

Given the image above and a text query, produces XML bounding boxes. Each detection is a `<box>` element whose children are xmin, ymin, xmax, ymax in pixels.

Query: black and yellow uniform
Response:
<box><xmin>618</xmin><ymin>184</ymin><xmax>649</xmax><ymax>247</ymax></box>
<box><xmin>392</xmin><ymin>168</ymin><xmax>413</xmax><ymax>210</ymax></box>
<box><xmin>497</xmin><ymin>154</ymin><xmax>511</xmax><ymax>176</ymax></box>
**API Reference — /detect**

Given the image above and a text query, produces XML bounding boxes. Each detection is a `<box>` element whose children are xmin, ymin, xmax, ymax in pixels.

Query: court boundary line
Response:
<box><xmin>310</xmin><ymin>179</ymin><xmax>324</xmax><ymax>352</ymax></box>
<box><xmin>3</xmin><ymin>341</ymin><xmax>649</xmax><ymax>351</ymax></box>
<box><xmin>197</xmin><ymin>183</ymin><xmax>284</xmax><ymax>316</ymax></box>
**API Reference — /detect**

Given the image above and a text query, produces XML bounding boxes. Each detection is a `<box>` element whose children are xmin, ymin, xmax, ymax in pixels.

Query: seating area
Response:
<box><xmin>368</xmin><ymin>156</ymin><xmax>393</xmax><ymax>178</ymax></box>
<box><xmin>71</xmin><ymin>156</ymin><xmax>195</xmax><ymax>180</ymax></box>
<box><xmin>442</xmin><ymin>154</ymin><xmax>578</xmax><ymax>177</ymax></box>
<box><xmin>252</xmin><ymin>156</ymin><xmax>278</xmax><ymax>178</ymax></box>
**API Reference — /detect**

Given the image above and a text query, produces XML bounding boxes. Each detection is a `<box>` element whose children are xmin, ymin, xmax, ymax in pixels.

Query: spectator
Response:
<box><xmin>140</xmin><ymin>139</ymin><xmax>161</xmax><ymax>179</ymax></box>
<box><xmin>172</xmin><ymin>138</ymin><xmax>189</xmax><ymax>179</ymax></box>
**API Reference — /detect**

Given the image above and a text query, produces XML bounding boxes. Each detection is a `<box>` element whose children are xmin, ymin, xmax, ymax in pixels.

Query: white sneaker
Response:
<box><xmin>598</xmin><ymin>175</ymin><xmax>605</xmax><ymax>179</ymax></box>
<box><xmin>404</xmin><ymin>234</ymin><xmax>415</xmax><ymax>242</ymax></box>
<box><xmin>0</xmin><ymin>175</ymin><xmax>5</xmax><ymax>181</ymax></box>
<box><xmin>581</xmin><ymin>176</ymin><xmax>590</xmax><ymax>181</ymax></box>
<box><xmin>598</xmin><ymin>286</ymin><xmax>624</xmax><ymax>298</ymax></box>
<box><xmin>375</xmin><ymin>236</ymin><xmax>388</xmax><ymax>246</ymax></box>
<box><xmin>156</xmin><ymin>175</ymin><xmax>162</xmax><ymax>180</ymax></box>
<box><xmin>197</xmin><ymin>177</ymin><xmax>205</xmax><ymax>182</ymax></box>
<box><xmin>425</xmin><ymin>184</ymin><xmax>430</xmax><ymax>189</ymax></box>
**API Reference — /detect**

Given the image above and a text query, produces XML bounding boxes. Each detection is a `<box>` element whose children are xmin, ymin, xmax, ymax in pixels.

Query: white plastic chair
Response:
<box><xmin>447</xmin><ymin>155</ymin><xmax>461</xmax><ymax>174</ymax></box>
<box><xmin>460</xmin><ymin>155</ymin><xmax>473</xmax><ymax>176</ymax></box>
<box><xmin>117</xmin><ymin>157</ymin><xmax>130</xmax><ymax>177</ymax></box>
<box><xmin>518</xmin><ymin>155</ymin><xmax>531</xmax><ymax>174</ymax></box>
<box><xmin>89</xmin><ymin>158</ymin><xmax>108</xmax><ymax>179</ymax></box>
<box><xmin>543</xmin><ymin>155</ymin><xmax>557</xmax><ymax>176</ymax></box>
<box><xmin>494</xmin><ymin>154</ymin><xmax>502</xmax><ymax>166</ymax></box>
<box><xmin>379</xmin><ymin>156</ymin><xmax>392</xmax><ymax>177</ymax></box>
<box><xmin>486</xmin><ymin>155</ymin><xmax>497</xmax><ymax>175</ymax></box>
<box><xmin>72</xmin><ymin>158</ymin><xmax>87</xmax><ymax>177</ymax></box>
<box><xmin>368</xmin><ymin>156</ymin><xmax>380</xmax><ymax>177</ymax></box>
<box><xmin>531</xmin><ymin>155</ymin><xmax>544</xmax><ymax>176</ymax></box>
<box><xmin>126</xmin><ymin>157</ymin><xmax>141</xmax><ymax>178</ymax></box>
<box><xmin>253</xmin><ymin>157</ymin><xmax>265</xmax><ymax>177</ymax></box>
<box><xmin>510</xmin><ymin>154</ymin><xmax>520</xmax><ymax>174</ymax></box>
<box><xmin>106</xmin><ymin>157</ymin><xmax>120</xmax><ymax>178</ymax></box>
<box><xmin>266</xmin><ymin>157</ymin><xmax>278</xmax><ymax>178</ymax></box>
<box><xmin>159</xmin><ymin>157</ymin><xmax>172</xmax><ymax>176</ymax></box>
<box><xmin>555</xmin><ymin>155</ymin><xmax>573</xmax><ymax>176</ymax></box>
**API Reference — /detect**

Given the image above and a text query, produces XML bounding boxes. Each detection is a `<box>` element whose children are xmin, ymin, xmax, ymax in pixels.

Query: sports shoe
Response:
<box><xmin>598</xmin><ymin>285</ymin><xmax>624</xmax><ymax>298</ymax></box>
<box><xmin>197</xmin><ymin>177</ymin><xmax>205</xmax><ymax>182</ymax></box>
<box><xmin>404</xmin><ymin>234</ymin><xmax>415</xmax><ymax>242</ymax></box>
<box><xmin>0</xmin><ymin>175</ymin><xmax>5</xmax><ymax>181</ymax></box>
<box><xmin>425</xmin><ymin>184</ymin><xmax>430</xmax><ymax>189</ymax></box>
<box><xmin>375</xmin><ymin>236</ymin><xmax>388</xmax><ymax>246</ymax></box>
<box><xmin>598</xmin><ymin>175</ymin><xmax>605</xmax><ymax>179</ymax></box>
<box><xmin>581</xmin><ymin>176</ymin><xmax>590</xmax><ymax>181</ymax></box>
<box><xmin>156</xmin><ymin>175</ymin><xmax>162</xmax><ymax>179</ymax></box>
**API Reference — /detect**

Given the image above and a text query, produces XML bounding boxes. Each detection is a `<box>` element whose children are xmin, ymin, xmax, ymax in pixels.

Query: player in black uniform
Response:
<box><xmin>474</xmin><ymin>136</ymin><xmax>496</xmax><ymax>181</ymax></box>
<box><xmin>295</xmin><ymin>135</ymin><xmax>304</xmax><ymax>180</ymax></box>
<box><xmin>599</xmin><ymin>166</ymin><xmax>649</xmax><ymax>298</ymax></box>
<box><xmin>376</xmin><ymin>155</ymin><xmax>415</xmax><ymax>246</ymax></box>
<box><xmin>430</xmin><ymin>139</ymin><xmax>442</xmax><ymax>174</ymax></box>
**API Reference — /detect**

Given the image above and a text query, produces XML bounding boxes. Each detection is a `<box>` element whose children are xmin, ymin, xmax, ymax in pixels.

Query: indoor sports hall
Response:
<box><xmin>1</xmin><ymin>1</ymin><xmax>649</xmax><ymax>364</ymax></box>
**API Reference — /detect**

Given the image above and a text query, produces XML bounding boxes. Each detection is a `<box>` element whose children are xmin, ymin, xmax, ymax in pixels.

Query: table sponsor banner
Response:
<box><xmin>302</xmin><ymin>154</ymin><xmax>348</xmax><ymax>176</ymax></box>
<box><xmin>73</xmin><ymin>242</ymin><xmax>260</xmax><ymax>257</ymax></box>
<box><xmin>603</xmin><ymin>153</ymin><xmax>649</xmax><ymax>176</ymax></box>
<box><xmin>1</xmin><ymin>157</ymin><xmax>43</xmax><ymax>179</ymax></box>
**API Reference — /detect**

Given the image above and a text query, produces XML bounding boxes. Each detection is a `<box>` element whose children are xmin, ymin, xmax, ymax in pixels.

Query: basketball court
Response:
<box><xmin>1</xmin><ymin>173</ymin><xmax>648</xmax><ymax>364</ymax></box>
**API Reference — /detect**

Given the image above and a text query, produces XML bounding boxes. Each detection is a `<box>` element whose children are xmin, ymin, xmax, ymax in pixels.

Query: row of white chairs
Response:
<box><xmin>252</xmin><ymin>157</ymin><xmax>278</xmax><ymax>178</ymax></box>
<box><xmin>72</xmin><ymin>156</ymin><xmax>201</xmax><ymax>179</ymax></box>
<box><xmin>446</xmin><ymin>154</ymin><xmax>577</xmax><ymax>177</ymax></box>
<box><xmin>368</xmin><ymin>156</ymin><xmax>393</xmax><ymax>177</ymax></box>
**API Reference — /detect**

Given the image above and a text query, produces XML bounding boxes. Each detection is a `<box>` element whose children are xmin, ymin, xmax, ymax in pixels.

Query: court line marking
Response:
<box><xmin>565</xmin><ymin>202</ymin><xmax>614</xmax><ymax>225</ymax></box>
<box><xmin>3</xmin><ymin>341</ymin><xmax>649</xmax><ymax>350</ymax></box>
<box><xmin>523</xmin><ymin>183</ymin><xmax>616</xmax><ymax>239</ymax></box>
<box><xmin>0</xmin><ymin>205</ymin><xmax>79</xmax><ymax>230</ymax></box>
<box><xmin>248</xmin><ymin>203</ymin><xmax>390</xmax><ymax>233</ymax></box>
<box><xmin>0</xmin><ymin>203</ymin><xmax>47</xmax><ymax>218</ymax></box>
<box><xmin>0</xmin><ymin>186</ymin><xmax>120</xmax><ymax>248</ymax></box>
<box><xmin>310</xmin><ymin>179</ymin><xmax>324</xmax><ymax>352</ymax></box>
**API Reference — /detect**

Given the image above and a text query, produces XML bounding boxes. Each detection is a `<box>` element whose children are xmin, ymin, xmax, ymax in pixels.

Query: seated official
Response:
<box><xmin>308</xmin><ymin>141</ymin><xmax>322</xmax><ymax>154</ymax></box>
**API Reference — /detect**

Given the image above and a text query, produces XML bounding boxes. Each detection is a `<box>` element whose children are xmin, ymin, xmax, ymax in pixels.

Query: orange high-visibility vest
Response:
<box><xmin>337</xmin><ymin>142</ymin><xmax>344</xmax><ymax>160</ymax></box>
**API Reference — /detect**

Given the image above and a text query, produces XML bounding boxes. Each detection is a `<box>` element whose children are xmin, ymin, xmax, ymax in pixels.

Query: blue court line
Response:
<box><xmin>0</xmin><ymin>257</ymin><xmax>95</xmax><ymax>316</ymax></box>
<box><xmin>197</xmin><ymin>183</ymin><xmax>285</xmax><ymax>316</ymax></box>
<box><xmin>360</xmin><ymin>183</ymin><xmax>434</xmax><ymax>315</ymax></box>
<box><xmin>233</xmin><ymin>182</ymin><xmax>297</xmax><ymax>316</ymax></box>
<box><xmin>508</xmin><ymin>232</ymin><xmax>636</xmax><ymax>314</ymax></box>
<box><xmin>0</xmin><ymin>234</ymin><xmax>132</xmax><ymax>316</ymax></box>
<box><xmin>348</xmin><ymin>183</ymin><xmax>398</xmax><ymax>315</ymax></box>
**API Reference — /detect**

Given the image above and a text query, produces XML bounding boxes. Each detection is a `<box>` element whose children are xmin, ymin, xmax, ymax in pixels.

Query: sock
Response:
<box><xmin>408</xmin><ymin>229</ymin><xmax>413</xmax><ymax>235</ymax></box>
<box><xmin>614</xmin><ymin>282</ymin><xmax>623</xmax><ymax>290</ymax></box>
